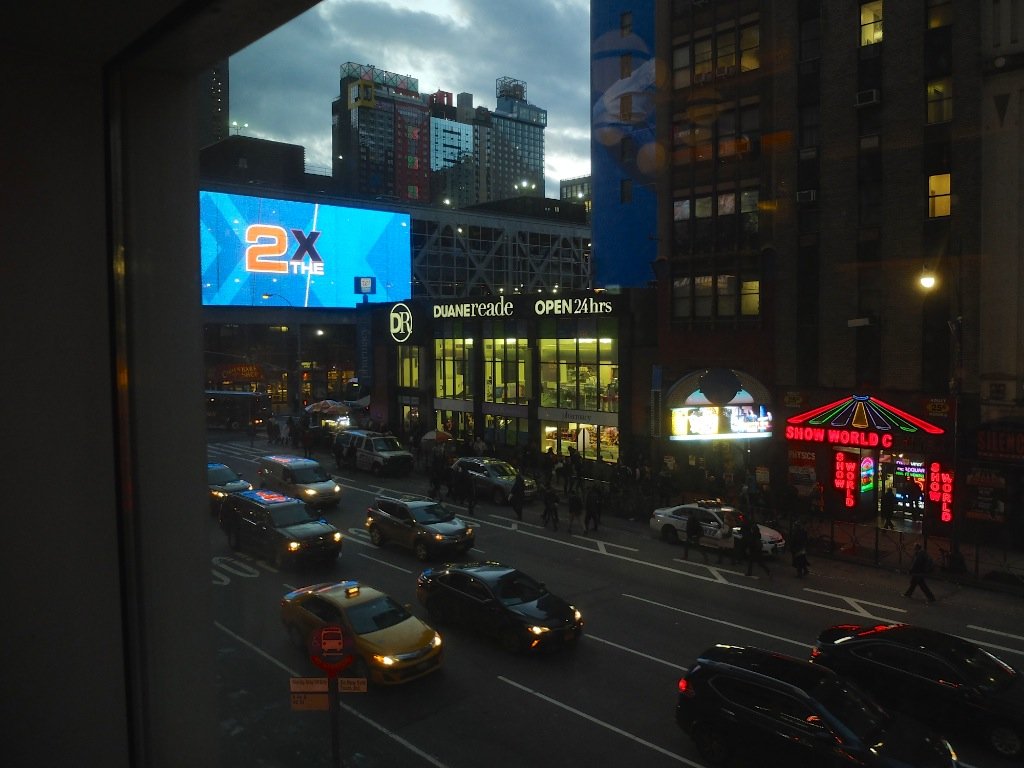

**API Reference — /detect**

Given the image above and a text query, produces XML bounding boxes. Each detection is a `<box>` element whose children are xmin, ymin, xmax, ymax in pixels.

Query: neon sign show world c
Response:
<box><xmin>200</xmin><ymin>190</ymin><xmax>411</xmax><ymax>308</ymax></box>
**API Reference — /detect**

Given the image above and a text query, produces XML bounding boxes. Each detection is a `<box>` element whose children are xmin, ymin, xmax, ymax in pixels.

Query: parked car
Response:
<box><xmin>333</xmin><ymin>429</ymin><xmax>414</xmax><ymax>476</ymax></box>
<box><xmin>416</xmin><ymin>561</ymin><xmax>583</xmax><ymax>653</ymax></box>
<box><xmin>677</xmin><ymin>644</ymin><xmax>960</xmax><ymax>767</ymax></box>
<box><xmin>365</xmin><ymin>495</ymin><xmax>474</xmax><ymax>561</ymax></box>
<box><xmin>280</xmin><ymin>580</ymin><xmax>443</xmax><ymax>685</ymax></box>
<box><xmin>256</xmin><ymin>454</ymin><xmax>341</xmax><ymax>509</ymax></box>
<box><xmin>811</xmin><ymin>622</ymin><xmax>1023</xmax><ymax>759</ymax></box>
<box><xmin>450</xmin><ymin>456</ymin><xmax>537</xmax><ymax>505</ymax></box>
<box><xmin>649</xmin><ymin>499</ymin><xmax>785</xmax><ymax>557</ymax></box>
<box><xmin>206</xmin><ymin>461</ymin><xmax>251</xmax><ymax>514</ymax></box>
<box><xmin>219</xmin><ymin>489</ymin><xmax>342</xmax><ymax>568</ymax></box>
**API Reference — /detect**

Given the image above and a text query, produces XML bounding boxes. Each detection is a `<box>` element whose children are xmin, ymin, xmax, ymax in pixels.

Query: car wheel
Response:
<box><xmin>369</xmin><ymin>526</ymin><xmax>384</xmax><ymax>547</ymax></box>
<box><xmin>692</xmin><ymin>721</ymin><xmax>732</xmax><ymax>765</ymax></box>
<box><xmin>492</xmin><ymin>487</ymin><xmax>505</xmax><ymax>506</ymax></box>
<box><xmin>988</xmin><ymin>722</ymin><xmax>1023</xmax><ymax>758</ymax></box>
<box><xmin>499</xmin><ymin>627</ymin><xmax>523</xmax><ymax>654</ymax></box>
<box><xmin>286</xmin><ymin>622</ymin><xmax>306</xmax><ymax>651</ymax></box>
<box><xmin>661</xmin><ymin>525</ymin><xmax>679</xmax><ymax>544</ymax></box>
<box><xmin>414</xmin><ymin>540</ymin><xmax>430</xmax><ymax>561</ymax></box>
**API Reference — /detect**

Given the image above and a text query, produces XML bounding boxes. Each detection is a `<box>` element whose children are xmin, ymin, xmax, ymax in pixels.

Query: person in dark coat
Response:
<box><xmin>881</xmin><ymin>487</ymin><xmax>896</xmax><ymax>530</ymax></box>
<box><xmin>790</xmin><ymin>520</ymin><xmax>810</xmax><ymax>577</ymax></box>
<box><xmin>744</xmin><ymin>516</ymin><xmax>770</xmax><ymax>578</ymax></box>
<box><xmin>460</xmin><ymin>466</ymin><xmax>476</xmax><ymax>516</ymax></box>
<box><xmin>542</xmin><ymin>484</ymin><xmax>559</xmax><ymax>531</ymax></box>
<box><xmin>567</xmin><ymin>489</ymin><xmax>583</xmax><ymax>534</ymax></box>
<box><xmin>684</xmin><ymin>512</ymin><xmax>707</xmax><ymax>562</ymax></box>
<box><xmin>584</xmin><ymin>486</ymin><xmax>602</xmax><ymax>534</ymax></box>
<box><xmin>904</xmin><ymin>544</ymin><xmax>936</xmax><ymax>602</ymax></box>
<box><xmin>509</xmin><ymin>473</ymin><xmax>526</xmax><ymax>521</ymax></box>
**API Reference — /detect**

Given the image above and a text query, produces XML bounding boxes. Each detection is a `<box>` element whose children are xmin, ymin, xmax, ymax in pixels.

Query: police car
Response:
<box><xmin>650</xmin><ymin>499</ymin><xmax>785</xmax><ymax>556</ymax></box>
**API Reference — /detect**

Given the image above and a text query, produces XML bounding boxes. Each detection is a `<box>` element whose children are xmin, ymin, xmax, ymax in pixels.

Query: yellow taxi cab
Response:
<box><xmin>281</xmin><ymin>580</ymin><xmax>442</xmax><ymax>685</ymax></box>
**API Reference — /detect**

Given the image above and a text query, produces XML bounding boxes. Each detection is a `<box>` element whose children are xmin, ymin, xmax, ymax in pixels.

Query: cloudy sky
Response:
<box><xmin>229</xmin><ymin>0</ymin><xmax>592</xmax><ymax>197</ymax></box>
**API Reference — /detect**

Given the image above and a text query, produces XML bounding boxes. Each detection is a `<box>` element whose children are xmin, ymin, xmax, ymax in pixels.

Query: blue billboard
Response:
<box><xmin>200</xmin><ymin>190</ymin><xmax>411</xmax><ymax>308</ymax></box>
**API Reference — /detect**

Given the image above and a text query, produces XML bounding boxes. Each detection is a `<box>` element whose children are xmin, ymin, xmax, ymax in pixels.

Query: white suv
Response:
<box><xmin>649</xmin><ymin>499</ymin><xmax>785</xmax><ymax>556</ymax></box>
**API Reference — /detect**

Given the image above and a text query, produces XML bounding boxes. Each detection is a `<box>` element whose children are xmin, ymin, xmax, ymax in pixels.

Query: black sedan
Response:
<box><xmin>416</xmin><ymin>562</ymin><xmax>583</xmax><ymax>653</ymax></box>
<box><xmin>811</xmin><ymin>622</ymin><xmax>1023</xmax><ymax>760</ymax></box>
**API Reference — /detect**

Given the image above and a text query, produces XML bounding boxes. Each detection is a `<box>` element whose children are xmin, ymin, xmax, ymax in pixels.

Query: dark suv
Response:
<box><xmin>365</xmin><ymin>495</ymin><xmax>474</xmax><ymax>561</ymax></box>
<box><xmin>219</xmin><ymin>489</ymin><xmax>343</xmax><ymax>569</ymax></box>
<box><xmin>676</xmin><ymin>644</ymin><xmax>959</xmax><ymax>767</ymax></box>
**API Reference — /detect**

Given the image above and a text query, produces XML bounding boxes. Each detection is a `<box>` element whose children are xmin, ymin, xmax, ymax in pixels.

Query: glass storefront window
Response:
<box><xmin>538</xmin><ymin>320</ymin><xmax>619</xmax><ymax>412</ymax></box>
<box><xmin>540</xmin><ymin>420</ymin><xmax>620</xmax><ymax>463</ymax></box>
<box><xmin>397</xmin><ymin>345</ymin><xmax>420</xmax><ymax>388</ymax></box>
<box><xmin>482</xmin><ymin>321</ymin><xmax>530</xmax><ymax>405</ymax></box>
<box><xmin>434</xmin><ymin>324</ymin><xmax>473</xmax><ymax>400</ymax></box>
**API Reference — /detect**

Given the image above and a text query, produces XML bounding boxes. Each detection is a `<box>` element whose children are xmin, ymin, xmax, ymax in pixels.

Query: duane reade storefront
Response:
<box><xmin>380</xmin><ymin>293</ymin><xmax>634</xmax><ymax>463</ymax></box>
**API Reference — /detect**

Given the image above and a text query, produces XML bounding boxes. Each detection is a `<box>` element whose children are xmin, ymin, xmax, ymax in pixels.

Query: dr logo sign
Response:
<box><xmin>245</xmin><ymin>225</ymin><xmax>324</xmax><ymax>275</ymax></box>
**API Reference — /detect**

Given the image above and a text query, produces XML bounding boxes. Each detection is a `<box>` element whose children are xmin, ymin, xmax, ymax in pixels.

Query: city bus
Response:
<box><xmin>204</xmin><ymin>390</ymin><xmax>272</xmax><ymax>431</ymax></box>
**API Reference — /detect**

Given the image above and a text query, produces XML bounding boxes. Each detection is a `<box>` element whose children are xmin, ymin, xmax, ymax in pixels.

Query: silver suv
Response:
<box><xmin>365</xmin><ymin>495</ymin><xmax>474</xmax><ymax>561</ymax></box>
<box><xmin>333</xmin><ymin>430</ymin><xmax>414</xmax><ymax>476</ymax></box>
<box><xmin>451</xmin><ymin>456</ymin><xmax>537</xmax><ymax>505</ymax></box>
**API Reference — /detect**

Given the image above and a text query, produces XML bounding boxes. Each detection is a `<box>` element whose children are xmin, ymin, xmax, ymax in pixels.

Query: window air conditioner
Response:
<box><xmin>855</xmin><ymin>89</ymin><xmax>880</xmax><ymax>107</ymax></box>
<box><xmin>796</xmin><ymin>190</ymin><xmax>817</xmax><ymax>203</ymax></box>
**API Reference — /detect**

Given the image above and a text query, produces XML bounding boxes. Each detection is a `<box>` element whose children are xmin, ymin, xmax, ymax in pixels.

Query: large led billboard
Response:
<box><xmin>200</xmin><ymin>190</ymin><xmax>411</xmax><ymax>308</ymax></box>
<box><xmin>669</xmin><ymin>405</ymin><xmax>773</xmax><ymax>441</ymax></box>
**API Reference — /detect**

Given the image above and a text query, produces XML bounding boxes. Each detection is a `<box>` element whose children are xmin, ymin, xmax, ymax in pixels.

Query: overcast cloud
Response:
<box><xmin>229</xmin><ymin>0</ymin><xmax>591</xmax><ymax>197</ymax></box>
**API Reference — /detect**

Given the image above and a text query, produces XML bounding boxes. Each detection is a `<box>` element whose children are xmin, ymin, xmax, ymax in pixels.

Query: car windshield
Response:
<box><xmin>208</xmin><ymin>466</ymin><xmax>240</xmax><ymax>484</ymax></box>
<box><xmin>488</xmin><ymin>461</ymin><xmax>516</xmax><ymax>478</ymax></box>
<box><xmin>411</xmin><ymin>503</ymin><xmax>455</xmax><ymax>524</ymax></box>
<box><xmin>270</xmin><ymin>504</ymin><xmax>313</xmax><ymax>528</ymax></box>
<box><xmin>291</xmin><ymin>466</ymin><xmax>330</xmax><ymax>483</ymax></box>
<box><xmin>372</xmin><ymin>437</ymin><xmax>404</xmax><ymax>452</ymax></box>
<box><xmin>493</xmin><ymin>571</ymin><xmax>547</xmax><ymax>606</ymax></box>
<box><xmin>344</xmin><ymin>596</ymin><xmax>412</xmax><ymax>635</ymax></box>
<box><xmin>813</xmin><ymin>677</ymin><xmax>886</xmax><ymax>742</ymax></box>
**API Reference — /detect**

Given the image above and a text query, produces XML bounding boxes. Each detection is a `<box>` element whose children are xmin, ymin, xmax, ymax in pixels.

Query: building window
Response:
<box><xmin>434</xmin><ymin>334</ymin><xmax>473</xmax><ymax>400</ymax></box>
<box><xmin>620</xmin><ymin>11</ymin><xmax>632</xmax><ymax>36</ymax></box>
<box><xmin>673</xmin><ymin>44</ymin><xmax>691</xmax><ymax>89</ymax></box>
<box><xmin>740</xmin><ymin>273</ymin><xmax>760</xmax><ymax>315</ymax></box>
<box><xmin>717</xmin><ymin>273</ymin><xmax>737</xmax><ymax>316</ymax></box>
<box><xmin>926</xmin><ymin>78</ymin><xmax>953</xmax><ymax>123</ymax></box>
<box><xmin>799</xmin><ymin>106</ymin><xmax>820</xmax><ymax>148</ymax></box>
<box><xmin>927</xmin><ymin>0</ymin><xmax>952</xmax><ymax>28</ymax></box>
<box><xmin>860</xmin><ymin>1</ymin><xmax>884</xmax><ymax>46</ymax></box>
<box><xmin>716</xmin><ymin>28</ymin><xmax>736</xmax><ymax>72</ymax></box>
<box><xmin>619</xmin><ymin>93</ymin><xmax>632</xmax><ymax>121</ymax></box>
<box><xmin>740</xmin><ymin>22</ymin><xmax>760</xmax><ymax>71</ymax></box>
<box><xmin>694</xmin><ymin>275</ymin><xmax>714</xmax><ymax>317</ymax></box>
<box><xmin>928</xmin><ymin>173</ymin><xmax>951</xmax><ymax>217</ymax></box>
<box><xmin>397</xmin><ymin>345</ymin><xmax>420</xmax><ymax>388</ymax></box>
<box><xmin>482</xmin><ymin>326</ymin><xmax>529</xmax><ymax>405</ymax></box>
<box><xmin>694</xmin><ymin>37</ymin><xmax>713</xmax><ymax>82</ymax></box>
<box><xmin>672</xmin><ymin>276</ymin><xmax>692</xmax><ymax>319</ymax></box>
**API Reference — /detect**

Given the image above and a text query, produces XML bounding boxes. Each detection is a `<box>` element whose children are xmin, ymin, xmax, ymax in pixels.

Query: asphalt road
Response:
<box><xmin>208</xmin><ymin>436</ymin><xmax>1024</xmax><ymax>768</ymax></box>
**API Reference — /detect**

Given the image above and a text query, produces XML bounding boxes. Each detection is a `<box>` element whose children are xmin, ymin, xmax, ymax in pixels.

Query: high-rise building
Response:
<box><xmin>593</xmin><ymin>1</ymin><xmax>1024</xmax><ymax>552</ymax></box>
<box><xmin>197</xmin><ymin>59</ymin><xmax>230</xmax><ymax>148</ymax></box>
<box><xmin>332</xmin><ymin>62</ymin><xmax>431</xmax><ymax>203</ymax></box>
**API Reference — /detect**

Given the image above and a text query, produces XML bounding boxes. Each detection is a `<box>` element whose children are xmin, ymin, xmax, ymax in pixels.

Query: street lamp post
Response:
<box><xmin>261</xmin><ymin>292</ymin><xmax>302</xmax><ymax>411</ymax></box>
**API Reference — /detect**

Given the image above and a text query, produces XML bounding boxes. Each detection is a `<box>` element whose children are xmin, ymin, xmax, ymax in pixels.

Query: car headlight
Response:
<box><xmin>434</xmin><ymin>533</ymin><xmax>445</xmax><ymax>541</ymax></box>
<box><xmin>432</xmin><ymin>632</ymin><xmax>442</xmax><ymax>648</ymax></box>
<box><xmin>287</xmin><ymin>541</ymin><xmax>302</xmax><ymax>552</ymax></box>
<box><xmin>332</xmin><ymin>532</ymin><xmax>342</xmax><ymax>543</ymax></box>
<box><xmin>572</xmin><ymin>607</ymin><xmax>582</xmax><ymax>622</ymax></box>
<box><xmin>528</xmin><ymin>625</ymin><xmax>551</xmax><ymax>635</ymax></box>
<box><xmin>333</xmin><ymin>484</ymin><xmax>341</xmax><ymax>493</ymax></box>
<box><xmin>304</xmin><ymin>488</ymin><xmax>317</xmax><ymax>497</ymax></box>
<box><xmin>212</xmin><ymin>490</ymin><xmax>227</xmax><ymax>498</ymax></box>
<box><xmin>372</xmin><ymin>654</ymin><xmax>397</xmax><ymax>667</ymax></box>
<box><xmin>466</xmin><ymin>528</ymin><xmax>474</xmax><ymax>536</ymax></box>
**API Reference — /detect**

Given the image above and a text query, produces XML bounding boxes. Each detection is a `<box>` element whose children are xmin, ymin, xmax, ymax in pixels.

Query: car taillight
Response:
<box><xmin>678</xmin><ymin>677</ymin><xmax>692</xmax><ymax>696</ymax></box>
<box><xmin>809</xmin><ymin>646</ymin><xmax>822</xmax><ymax>659</ymax></box>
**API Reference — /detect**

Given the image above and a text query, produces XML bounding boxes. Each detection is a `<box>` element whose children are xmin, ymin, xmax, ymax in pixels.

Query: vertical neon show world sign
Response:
<box><xmin>834</xmin><ymin>452</ymin><xmax>858</xmax><ymax>508</ymax></box>
<box><xmin>927</xmin><ymin>462</ymin><xmax>955</xmax><ymax>523</ymax></box>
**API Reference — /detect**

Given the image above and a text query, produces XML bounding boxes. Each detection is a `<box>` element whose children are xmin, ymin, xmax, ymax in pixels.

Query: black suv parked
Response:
<box><xmin>218</xmin><ymin>489</ymin><xmax>343</xmax><ymax>569</ymax></box>
<box><xmin>676</xmin><ymin>644</ymin><xmax>959</xmax><ymax>768</ymax></box>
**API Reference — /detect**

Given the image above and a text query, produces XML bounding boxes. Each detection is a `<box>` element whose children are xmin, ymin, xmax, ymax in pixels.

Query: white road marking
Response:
<box><xmin>214</xmin><ymin>621</ymin><xmax>451</xmax><ymax>768</ymax></box>
<box><xmin>800</xmin><ymin>588</ymin><xmax>906</xmax><ymax>617</ymax></box>
<box><xmin>586</xmin><ymin>633</ymin><xmax>689</xmax><ymax>671</ymax></box>
<box><xmin>498</xmin><ymin>676</ymin><xmax>704</xmax><ymax>766</ymax></box>
<box><xmin>357</xmin><ymin>553</ymin><xmax>414</xmax><ymax>573</ymax></box>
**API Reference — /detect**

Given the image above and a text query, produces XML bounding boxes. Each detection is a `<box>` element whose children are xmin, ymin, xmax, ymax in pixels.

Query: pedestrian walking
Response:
<box><xmin>903</xmin><ymin>544</ymin><xmax>936</xmax><ymax>603</ymax></box>
<box><xmin>567</xmin><ymin>489</ymin><xmax>583</xmax><ymax>534</ymax></box>
<box><xmin>542</xmin><ymin>484</ymin><xmax>559</xmax><ymax>531</ymax></box>
<box><xmin>301</xmin><ymin>428</ymin><xmax>313</xmax><ymax>458</ymax></box>
<box><xmin>461</xmin><ymin>466</ymin><xmax>476</xmax><ymax>516</ymax></box>
<box><xmin>584</xmin><ymin>486</ymin><xmax>602</xmax><ymax>534</ymax></box>
<box><xmin>881</xmin><ymin>487</ymin><xmax>896</xmax><ymax>530</ymax></box>
<box><xmin>510</xmin><ymin>473</ymin><xmax>526</xmax><ymax>521</ymax></box>
<box><xmin>744</xmin><ymin>515</ymin><xmax>771</xmax><ymax>578</ymax></box>
<box><xmin>790</xmin><ymin>520</ymin><xmax>810</xmax><ymax>577</ymax></box>
<box><xmin>683</xmin><ymin>513</ymin><xmax>707</xmax><ymax>562</ymax></box>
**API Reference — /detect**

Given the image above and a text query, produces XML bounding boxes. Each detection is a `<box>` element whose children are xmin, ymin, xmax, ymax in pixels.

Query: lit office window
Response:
<box><xmin>928</xmin><ymin>173</ymin><xmax>951</xmax><ymax>217</ymax></box>
<box><xmin>927</xmin><ymin>0</ymin><xmax>952</xmax><ymax>28</ymax></box>
<box><xmin>740</xmin><ymin>22</ymin><xmax>760</xmax><ymax>71</ymax></box>
<box><xmin>740</xmin><ymin>274</ymin><xmax>760</xmax><ymax>316</ymax></box>
<box><xmin>397</xmin><ymin>345</ymin><xmax>419</xmax><ymax>388</ymax></box>
<box><xmin>926</xmin><ymin>78</ymin><xmax>953</xmax><ymax>124</ymax></box>
<box><xmin>673</xmin><ymin>44</ymin><xmax>691</xmax><ymax>89</ymax></box>
<box><xmin>860</xmin><ymin>2</ymin><xmax>884</xmax><ymax>46</ymax></box>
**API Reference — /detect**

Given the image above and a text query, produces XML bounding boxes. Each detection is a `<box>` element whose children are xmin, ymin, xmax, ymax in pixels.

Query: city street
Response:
<box><xmin>208</xmin><ymin>435</ymin><xmax>1024</xmax><ymax>768</ymax></box>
